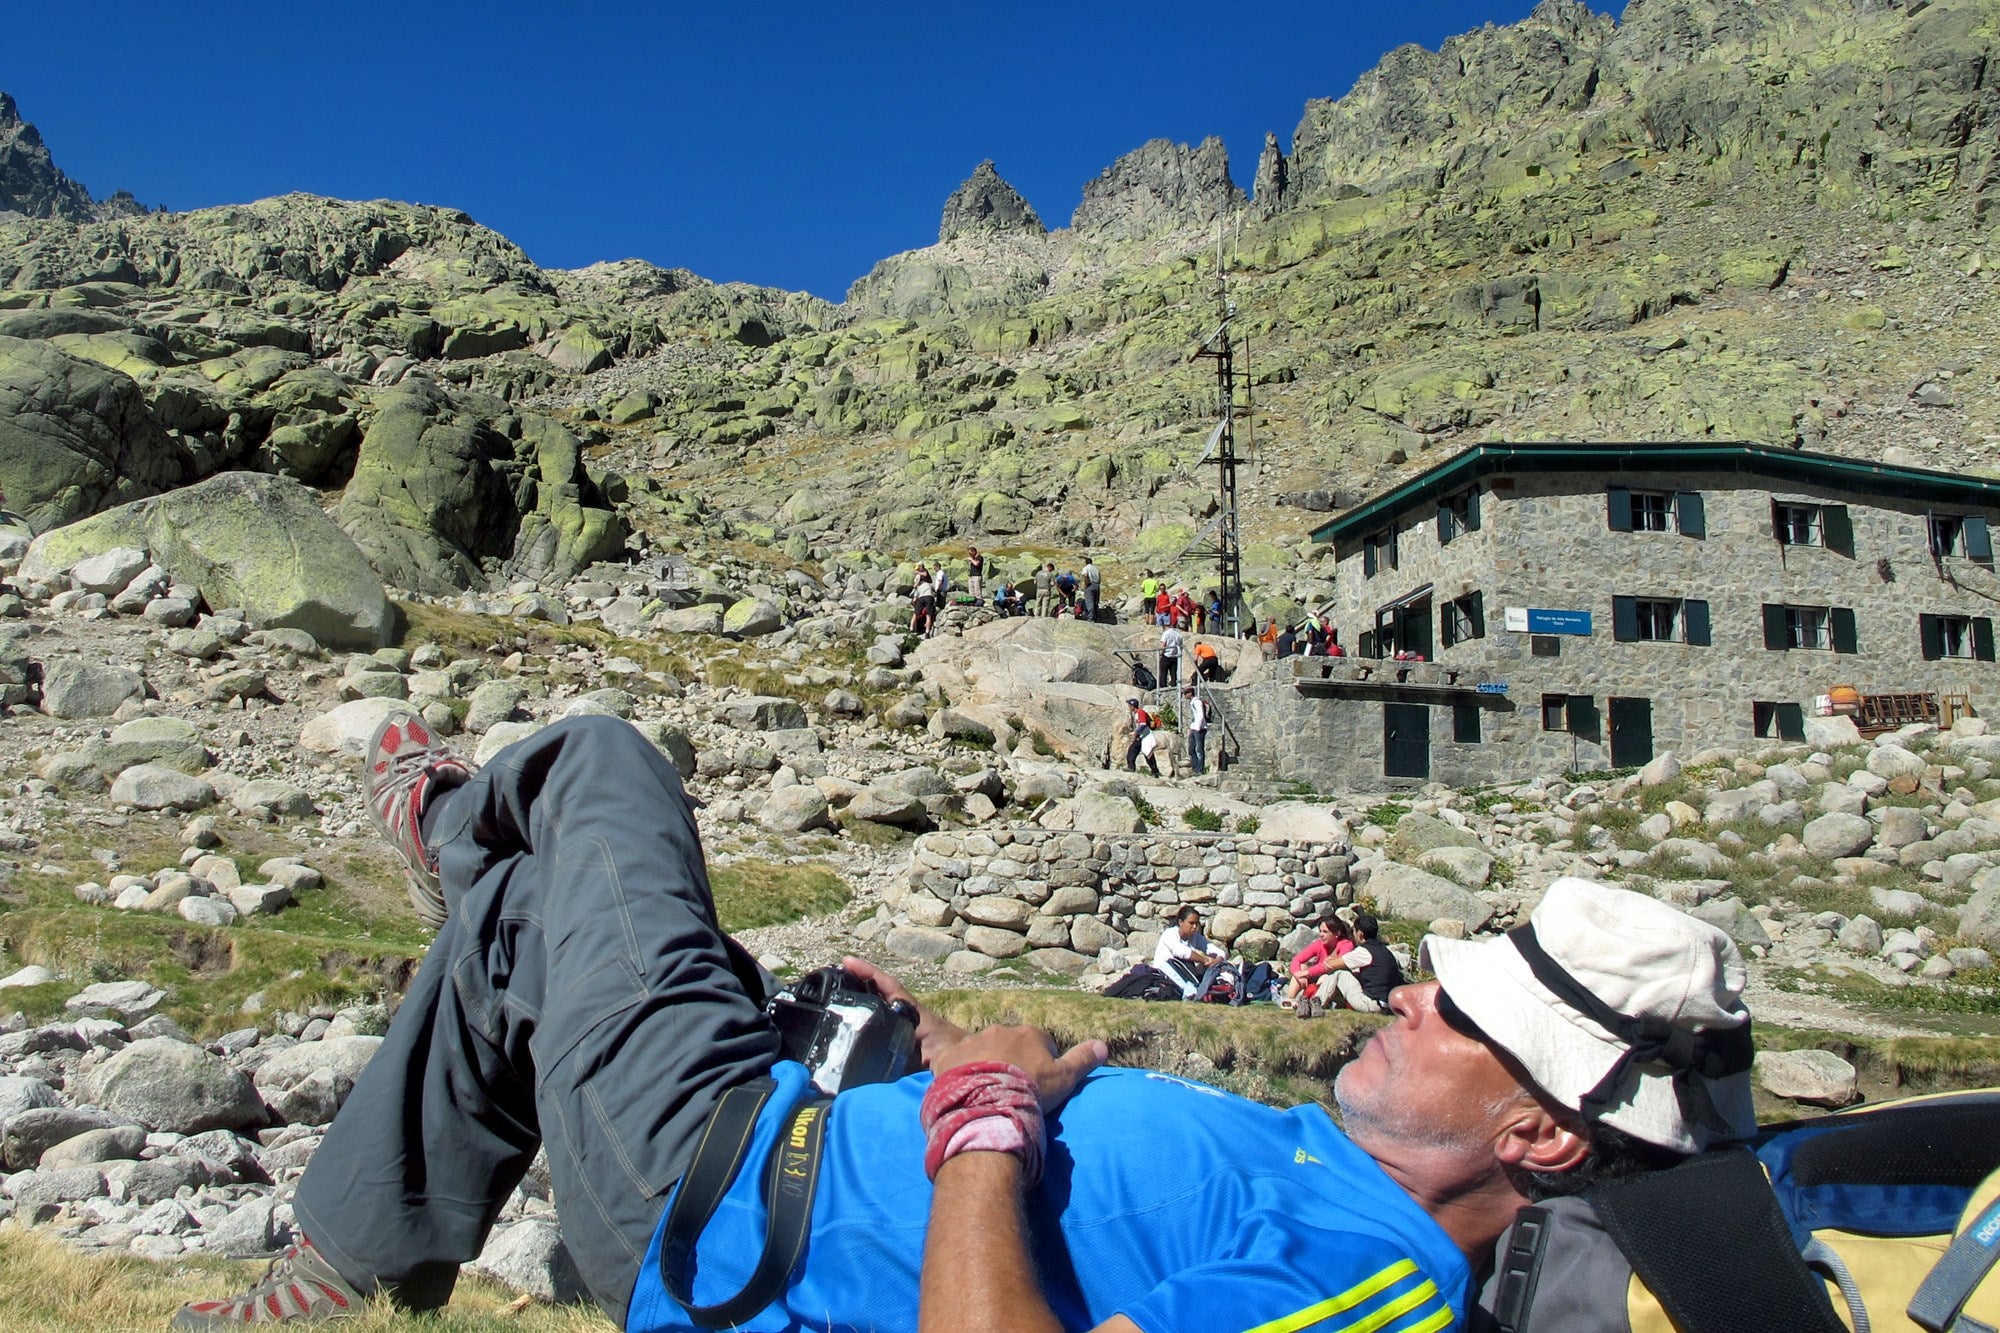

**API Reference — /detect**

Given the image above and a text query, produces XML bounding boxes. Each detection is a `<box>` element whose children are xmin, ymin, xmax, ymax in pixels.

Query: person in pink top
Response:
<box><xmin>1282</xmin><ymin>916</ymin><xmax>1353</xmax><ymax>1009</ymax></box>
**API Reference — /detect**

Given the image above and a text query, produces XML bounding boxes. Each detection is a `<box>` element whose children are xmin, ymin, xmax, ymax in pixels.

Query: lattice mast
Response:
<box><xmin>1188</xmin><ymin>224</ymin><xmax>1251</xmax><ymax>638</ymax></box>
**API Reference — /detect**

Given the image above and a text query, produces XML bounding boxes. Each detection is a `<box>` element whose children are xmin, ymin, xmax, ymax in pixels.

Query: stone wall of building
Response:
<box><xmin>878</xmin><ymin>828</ymin><xmax>1355</xmax><ymax>974</ymax></box>
<box><xmin>1285</xmin><ymin>464</ymin><xmax>2000</xmax><ymax>787</ymax></box>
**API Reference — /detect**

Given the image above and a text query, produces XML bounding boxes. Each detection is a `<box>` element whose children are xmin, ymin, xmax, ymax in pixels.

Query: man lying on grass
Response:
<box><xmin>175</xmin><ymin>713</ymin><xmax>1755</xmax><ymax>1332</ymax></box>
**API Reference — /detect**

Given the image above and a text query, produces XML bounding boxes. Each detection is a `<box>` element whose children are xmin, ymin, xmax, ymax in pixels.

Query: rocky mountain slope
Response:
<box><xmin>0</xmin><ymin>0</ymin><xmax>1991</xmax><ymax>626</ymax></box>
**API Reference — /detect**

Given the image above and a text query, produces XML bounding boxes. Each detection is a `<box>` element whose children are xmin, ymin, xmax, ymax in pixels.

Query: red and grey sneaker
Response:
<box><xmin>364</xmin><ymin>711</ymin><xmax>472</xmax><ymax>929</ymax></box>
<box><xmin>170</xmin><ymin>1236</ymin><xmax>369</xmax><ymax>1327</ymax></box>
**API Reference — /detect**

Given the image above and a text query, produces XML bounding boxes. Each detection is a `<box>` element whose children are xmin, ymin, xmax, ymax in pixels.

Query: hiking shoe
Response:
<box><xmin>1294</xmin><ymin>995</ymin><xmax>1319</xmax><ymax>1020</ymax></box>
<box><xmin>171</xmin><ymin>1236</ymin><xmax>369</xmax><ymax>1327</ymax></box>
<box><xmin>365</xmin><ymin>711</ymin><xmax>472</xmax><ymax>929</ymax></box>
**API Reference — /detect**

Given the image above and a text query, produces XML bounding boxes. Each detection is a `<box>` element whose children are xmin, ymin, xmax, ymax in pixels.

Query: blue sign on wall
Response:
<box><xmin>1475</xmin><ymin>682</ymin><xmax>1510</xmax><ymax>695</ymax></box>
<box><xmin>1526</xmin><ymin>609</ymin><xmax>1593</xmax><ymax>636</ymax></box>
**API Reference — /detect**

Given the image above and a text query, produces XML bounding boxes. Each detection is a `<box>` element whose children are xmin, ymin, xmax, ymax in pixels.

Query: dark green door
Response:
<box><xmin>1384</xmin><ymin>703</ymin><xmax>1430</xmax><ymax>780</ymax></box>
<box><xmin>1609</xmin><ymin>697</ymin><xmax>1654</xmax><ymax>769</ymax></box>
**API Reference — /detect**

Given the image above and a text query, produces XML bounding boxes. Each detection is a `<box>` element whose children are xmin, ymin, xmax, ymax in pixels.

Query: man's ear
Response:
<box><xmin>1494</xmin><ymin>1103</ymin><xmax>1590</xmax><ymax>1175</ymax></box>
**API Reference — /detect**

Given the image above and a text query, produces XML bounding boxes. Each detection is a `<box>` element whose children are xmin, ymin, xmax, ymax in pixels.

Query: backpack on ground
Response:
<box><xmin>1195</xmin><ymin>961</ymin><xmax>1242</xmax><ymax>1005</ymax></box>
<box><xmin>1130</xmin><ymin>660</ymin><xmax>1157</xmax><ymax>691</ymax></box>
<box><xmin>1103</xmin><ymin>963</ymin><xmax>1182</xmax><ymax>1002</ymax></box>
<box><xmin>1235</xmin><ymin>961</ymin><xmax>1277</xmax><ymax>1005</ymax></box>
<box><xmin>1476</xmin><ymin>1087</ymin><xmax>2000</xmax><ymax>1333</ymax></box>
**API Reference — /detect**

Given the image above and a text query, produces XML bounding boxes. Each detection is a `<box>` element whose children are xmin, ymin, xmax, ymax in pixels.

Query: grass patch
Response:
<box><xmin>1759</xmin><ymin>1027</ymin><xmax>2000</xmax><ymax>1090</ymax></box>
<box><xmin>0</xmin><ymin>1227</ymin><xmax>614</xmax><ymax>1333</ymax></box>
<box><xmin>1235</xmin><ymin>815</ymin><xmax>1261</xmax><ymax>835</ymax></box>
<box><xmin>1182</xmin><ymin>806</ymin><xmax>1224</xmax><ymax>833</ymax></box>
<box><xmin>1362</xmin><ymin>801</ymin><xmax>1410</xmax><ymax>830</ymax></box>
<box><xmin>1132</xmin><ymin>796</ymin><xmax>1161</xmax><ymax>828</ymax></box>
<box><xmin>399</xmin><ymin>600</ymin><xmax>694</xmax><ymax>690</ymax></box>
<box><xmin>708</xmin><ymin>858</ymin><xmax>852</xmax><ymax>932</ymax></box>
<box><xmin>0</xmin><ymin>815</ymin><xmax>432</xmax><ymax>1036</ymax></box>
<box><xmin>923</xmin><ymin>989</ymin><xmax>1382</xmax><ymax>1091</ymax></box>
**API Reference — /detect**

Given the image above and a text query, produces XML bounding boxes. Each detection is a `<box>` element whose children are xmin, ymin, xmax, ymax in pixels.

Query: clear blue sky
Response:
<box><xmin>10</xmin><ymin>2</ymin><xmax>1616</xmax><ymax>300</ymax></box>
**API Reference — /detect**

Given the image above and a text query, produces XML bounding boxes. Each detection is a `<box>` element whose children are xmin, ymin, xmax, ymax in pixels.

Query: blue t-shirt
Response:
<box><xmin>627</xmin><ymin>1061</ymin><xmax>1468</xmax><ymax>1333</ymax></box>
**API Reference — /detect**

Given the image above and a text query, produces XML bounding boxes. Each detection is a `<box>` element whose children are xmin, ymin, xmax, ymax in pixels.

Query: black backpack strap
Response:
<box><xmin>659</xmin><ymin>1079</ymin><xmax>834</xmax><ymax>1329</ymax></box>
<box><xmin>1489</xmin><ymin>1205</ymin><xmax>1553</xmax><ymax>1333</ymax></box>
<box><xmin>1590</xmin><ymin>1148</ymin><xmax>1847</xmax><ymax>1333</ymax></box>
<box><xmin>1908</xmin><ymin>1193</ymin><xmax>2000</xmax><ymax>1333</ymax></box>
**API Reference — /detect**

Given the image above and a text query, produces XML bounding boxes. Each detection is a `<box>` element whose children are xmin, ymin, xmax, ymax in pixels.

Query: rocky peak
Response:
<box><xmin>938</xmin><ymin>160</ymin><xmax>1045</xmax><ymax>243</ymax></box>
<box><xmin>0</xmin><ymin>90</ymin><xmax>140</xmax><ymax>222</ymax></box>
<box><xmin>1251</xmin><ymin>132</ymin><xmax>1290</xmax><ymax>218</ymax></box>
<box><xmin>1070</xmin><ymin>136</ymin><xmax>1248</xmax><ymax>242</ymax></box>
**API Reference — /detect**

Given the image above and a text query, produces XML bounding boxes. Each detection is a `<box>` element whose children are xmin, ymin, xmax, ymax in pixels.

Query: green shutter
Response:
<box><xmin>1607</xmin><ymin>488</ymin><xmax>1633</xmax><ymax>532</ymax></box>
<box><xmin>1567</xmin><ymin>695</ymin><xmax>1601</xmax><ymax>742</ymax></box>
<box><xmin>1763</xmin><ymin>603</ymin><xmax>1787</xmax><ymax>651</ymax></box>
<box><xmin>1776</xmin><ymin>703</ymin><xmax>1806</xmax><ymax>742</ymax></box>
<box><xmin>1967</xmin><ymin>517</ymin><xmax>1993</xmax><ymax>561</ymax></box>
<box><xmin>1823</xmin><ymin>505</ymin><xmax>1854</xmax><ymax>557</ymax></box>
<box><xmin>1437</xmin><ymin>502</ymin><xmax>1456</xmax><ymax>546</ymax></box>
<box><xmin>1465</xmin><ymin>488</ymin><xmax>1481</xmax><ymax>532</ymax></box>
<box><xmin>1676</xmin><ymin>491</ymin><xmax>1706</xmax><ymax>538</ymax></box>
<box><xmin>1683</xmin><ymin>599</ymin><xmax>1711</xmax><ymax>646</ymax></box>
<box><xmin>1363</xmin><ymin>543</ymin><xmax>1376</xmax><ymax>578</ymax></box>
<box><xmin>1454</xmin><ymin>704</ymin><xmax>1482</xmax><ymax>743</ymax></box>
<box><xmin>1438</xmin><ymin>603</ymin><xmax>1455</xmax><ymax>649</ymax></box>
<box><xmin>1612</xmin><ymin>595</ymin><xmax>1638</xmax><ymax>642</ymax></box>
<box><xmin>1976</xmin><ymin>618</ymin><xmax>1996</xmax><ymax>663</ymax></box>
<box><xmin>1831</xmin><ymin>606</ymin><xmax>1859</xmax><ymax>654</ymax></box>
<box><xmin>1920</xmin><ymin>613</ymin><xmax>1944</xmax><ymax>661</ymax></box>
<box><xmin>1468</xmin><ymin>591</ymin><xmax>1485</xmax><ymax>638</ymax></box>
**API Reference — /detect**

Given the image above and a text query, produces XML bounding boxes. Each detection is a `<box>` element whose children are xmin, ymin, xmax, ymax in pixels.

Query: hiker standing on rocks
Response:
<box><xmin>1034</xmin><ymin>561</ymin><xmax>1055</xmax><ymax>617</ymax></box>
<box><xmin>1158</xmin><ymin>622</ymin><xmax>1182</xmax><ymax>688</ymax></box>
<box><xmin>910</xmin><ymin>564</ymin><xmax>936</xmax><ymax>637</ymax></box>
<box><xmin>965</xmin><ymin>546</ymin><xmax>983</xmax><ymax>600</ymax></box>
<box><xmin>1181</xmin><ymin>684</ymin><xmax>1209</xmax><ymax>776</ymax></box>
<box><xmin>1081</xmin><ymin>556</ymin><xmax>1101</xmax><ymax>622</ymax></box>
<box><xmin>177</xmin><ymin>715</ymin><xmax>1760</xmax><ymax>1333</ymax></box>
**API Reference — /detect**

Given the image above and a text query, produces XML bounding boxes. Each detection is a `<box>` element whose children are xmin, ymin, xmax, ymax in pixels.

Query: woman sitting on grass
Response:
<box><xmin>1281</xmin><ymin>915</ymin><xmax>1352</xmax><ymax>1010</ymax></box>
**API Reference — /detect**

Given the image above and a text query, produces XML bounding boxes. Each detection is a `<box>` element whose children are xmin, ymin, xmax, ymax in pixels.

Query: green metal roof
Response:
<box><xmin>1309</xmin><ymin>442</ymin><xmax>2000</xmax><ymax>545</ymax></box>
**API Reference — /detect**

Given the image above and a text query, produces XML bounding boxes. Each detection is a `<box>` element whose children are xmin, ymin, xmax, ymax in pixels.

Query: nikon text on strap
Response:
<box><xmin>658</xmin><ymin>1078</ymin><xmax>833</xmax><ymax>1329</ymax></box>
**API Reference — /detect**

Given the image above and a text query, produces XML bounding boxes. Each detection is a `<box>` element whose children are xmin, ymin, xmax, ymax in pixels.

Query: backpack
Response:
<box><xmin>1236</xmin><ymin>961</ymin><xmax>1277</xmax><ymax>1005</ymax></box>
<box><xmin>1195</xmin><ymin>961</ymin><xmax>1242</xmax><ymax>1005</ymax></box>
<box><xmin>1131</xmin><ymin>661</ymin><xmax>1157</xmax><ymax>691</ymax></box>
<box><xmin>1104</xmin><ymin>963</ymin><xmax>1182</xmax><ymax>1002</ymax></box>
<box><xmin>1477</xmin><ymin>1088</ymin><xmax>2000</xmax><ymax>1333</ymax></box>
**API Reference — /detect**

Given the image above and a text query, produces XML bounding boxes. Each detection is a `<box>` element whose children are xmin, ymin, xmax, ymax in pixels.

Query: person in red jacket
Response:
<box><xmin>1282</xmin><ymin>916</ymin><xmax>1353</xmax><ymax>1009</ymax></box>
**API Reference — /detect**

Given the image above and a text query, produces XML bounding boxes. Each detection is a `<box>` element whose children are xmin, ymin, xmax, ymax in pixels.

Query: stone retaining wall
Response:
<box><xmin>881</xmin><ymin>829</ymin><xmax>1355</xmax><ymax>974</ymax></box>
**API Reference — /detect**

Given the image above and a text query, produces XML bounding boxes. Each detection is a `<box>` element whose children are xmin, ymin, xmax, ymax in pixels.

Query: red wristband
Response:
<box><xmin>920</xmin><ymin>1061</ymin><xmax>1046</xmax><ymax>1187</ymax></box>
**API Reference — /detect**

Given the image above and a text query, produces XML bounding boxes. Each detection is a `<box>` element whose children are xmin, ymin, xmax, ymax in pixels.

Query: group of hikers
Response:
<box><xmin>911</xmin><ymin>547</ymin><xmax>1107</xmax><ymax>630</ymax></box>
<box><xmin>1134</xmin><ymin>904</ymin><xmax>1405</xmax><ymax>1014</ymax></box>
<box><xmin>909</xmin><ymin>549</ymin><xmax>1255</xmax><ymax>638</ymax></box>
<box><xmin>1259</xmin><ymin>607</ymin><xmax>1345</xmax><ymax>659</ymax></box>
<box><xmin>1121</xmin><ymin>688</ymin><xmax>1213</xmax><ymax>777</ymax></box>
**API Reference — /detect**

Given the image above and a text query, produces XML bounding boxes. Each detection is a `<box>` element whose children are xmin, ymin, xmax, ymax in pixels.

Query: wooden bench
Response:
<box><xmin>1854</xmin><ymin>691</ymin><xmax>1939</xmax><ymax>736</ymax></box>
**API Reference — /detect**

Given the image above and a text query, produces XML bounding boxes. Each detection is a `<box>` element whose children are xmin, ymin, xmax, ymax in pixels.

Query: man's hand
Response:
<box><xmin>840</xmin><ymin>956</ymin><xmax>970</xmax><ymax>1072</ymax></box>
<box><xmin>932</xmin><ymin>1023</ymin><xmax>1107</xmax><ymax>1114</ymax></box>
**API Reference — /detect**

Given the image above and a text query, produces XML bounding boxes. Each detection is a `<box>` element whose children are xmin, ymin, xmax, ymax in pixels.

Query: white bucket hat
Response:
<box><xmin>1420</xmin><ymin>877</ymin><xmax>1757</xmax><ymax>1153</ymax></box>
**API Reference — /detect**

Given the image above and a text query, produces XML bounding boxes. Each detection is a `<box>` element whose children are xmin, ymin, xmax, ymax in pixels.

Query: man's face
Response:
<box><xmin>1334</xmin><ymin>981</ymin><xmax>1531</xmax><ymax>1155</ymax></box>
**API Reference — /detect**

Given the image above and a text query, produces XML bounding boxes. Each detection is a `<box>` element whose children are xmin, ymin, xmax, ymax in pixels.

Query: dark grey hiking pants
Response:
<box><xmin>292</xmin><ymin>715</ymin><xmax>779</xmax><ymax>1326</ymax></box>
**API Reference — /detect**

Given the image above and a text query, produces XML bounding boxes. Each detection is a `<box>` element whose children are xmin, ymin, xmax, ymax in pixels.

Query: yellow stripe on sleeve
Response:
<box><xmin>1240</xmin><ymin>1258</ymin><xmax>1447</xmax><ymax>1333</ymax></box>
<box><xmin>1400</xmin><ymin>1306</ymin><xmax>1455</xmax><ymax>1333</ymax></box>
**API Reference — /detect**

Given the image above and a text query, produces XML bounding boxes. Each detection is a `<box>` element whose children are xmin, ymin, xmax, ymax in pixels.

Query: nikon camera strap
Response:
<box><xmin>658</xmin><ymin>1078</ymin><xmax>833</xmax><ymax>1329</ymax></box>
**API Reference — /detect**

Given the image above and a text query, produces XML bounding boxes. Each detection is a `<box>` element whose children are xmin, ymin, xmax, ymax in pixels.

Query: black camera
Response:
<box><xmin>764</xmin><ymin>966</ymin><xmax>919</xmax><ymax>1095</ymax></box>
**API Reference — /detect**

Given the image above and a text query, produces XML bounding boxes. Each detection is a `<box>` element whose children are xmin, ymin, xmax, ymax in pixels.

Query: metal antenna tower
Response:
<box><xmin>1187</xmin><ymin>223</ymin><xmax>1250</xmax><ymax>638</ymax></box>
